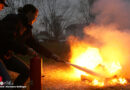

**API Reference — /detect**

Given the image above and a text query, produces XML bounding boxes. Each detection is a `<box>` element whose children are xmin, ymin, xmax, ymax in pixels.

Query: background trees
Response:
<box><xmin>0</xmin><ymin>0</ymin><xmax>96</xmax><ymax>41</ymax></box>
<box><xmin>39</xmin><ymin>0</ymin><xmax>74</xmax><ymax>40</ymax></box>
<box><xmin>79</xmin><ymin>0</ymin><xmax>97</xmax><ymax>25</ymax></box>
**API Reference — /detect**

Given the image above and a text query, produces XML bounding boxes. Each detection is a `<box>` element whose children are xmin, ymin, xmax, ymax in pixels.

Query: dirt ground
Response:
<box><xmin>43</xmin><ymin>61</ymin><xmax>130</xmax><ymax>90</ymax></box>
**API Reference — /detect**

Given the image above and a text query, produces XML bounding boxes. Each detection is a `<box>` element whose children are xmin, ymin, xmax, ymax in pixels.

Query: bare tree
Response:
<box><xmin>39</xmin><ymin>0</ymin><xmax>74</xmax><ymax>41</ymax></box>
<box><xmin>79</xmin><ymin>0</ymin><xmax>97</xmax><ymax>24</ymax></box>
<box><xmin>5</xmin><ymin>0</ymin><xmax>21</xmax><ymax>13</ymax></box>
<box><xmin>6</xmin><ymin>0</ymin><xmax>36</xmax><ymax>13</ymax></box>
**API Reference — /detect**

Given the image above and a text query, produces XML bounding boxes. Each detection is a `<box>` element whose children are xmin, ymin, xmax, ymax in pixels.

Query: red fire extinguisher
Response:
<box><xmin>30</xmin><ymin>56</ymin><xmax>43</xmax><ymax>90</ymax></box>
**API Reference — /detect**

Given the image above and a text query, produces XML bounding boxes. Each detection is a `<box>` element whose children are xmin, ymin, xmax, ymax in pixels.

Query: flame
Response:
<box><xmin>68</xmin><ymin>35</ymin><xmax>127</xmax><ymax>86</ymax></box>
<box><xmin>118</xmin><ymin>78</ymin><xmax>127</xmax><ymax>84</ymax></box>
<box><xmin>92</xmin><ymin>79</ymin><xmax>104</xmax><ymax>87</ymax></box>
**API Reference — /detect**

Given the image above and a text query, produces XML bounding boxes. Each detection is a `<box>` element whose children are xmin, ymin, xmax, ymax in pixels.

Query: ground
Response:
<box><xmin>43</xmin><ymin>61</ymin><xmax>130</xmax><ymax>90</ymax></box>
<box><xmin>9</xmin><ymin>42</ymin><xmax>130</xmax><ymax>90</ymax></box>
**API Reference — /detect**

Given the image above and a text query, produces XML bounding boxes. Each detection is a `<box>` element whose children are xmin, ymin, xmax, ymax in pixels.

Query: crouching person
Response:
<box><xmin>0</xmin><ymin>4</ymin><xmax>62</xmax><ymax>88</ymax></box>
<box><xmin>0</xmin><ymin>0</ymin><xmax>13</xmax><ymax>87</ymax></box>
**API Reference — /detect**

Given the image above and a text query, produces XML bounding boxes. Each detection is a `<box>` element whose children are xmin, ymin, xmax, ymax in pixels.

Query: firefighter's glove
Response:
<box><xmin>51</xmin><ymin>54</ymin><xmax>64</xmax><ymax>62</ymax></box>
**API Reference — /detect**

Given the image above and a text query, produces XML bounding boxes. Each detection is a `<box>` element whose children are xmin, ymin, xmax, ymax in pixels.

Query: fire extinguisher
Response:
<box><xmin>30</xmin><ymin>56</ymin><xmax>44</xmax><ymax>90</ymax></box>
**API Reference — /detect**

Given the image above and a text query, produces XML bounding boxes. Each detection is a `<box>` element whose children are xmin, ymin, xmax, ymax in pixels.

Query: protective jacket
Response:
<box><xmin>0</xmin><ymin>14</ymin><xmax>53</xmax><ymax>58</ymax></box>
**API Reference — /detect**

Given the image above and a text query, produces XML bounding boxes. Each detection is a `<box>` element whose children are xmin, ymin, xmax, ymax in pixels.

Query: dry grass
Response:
<box><xmin>43</xmin><ymin>62</ymin><xmax>130</xmax><ymax>90</ymax></box>
<box><xmin>9</xmin><ymin>42</ymin><xmax>130</xmax><ymax>90</ymax></box>
<box><xmin>10</xmin><ymin>61</ymin><xmax>130</xmax><ymax>90</ymax></box>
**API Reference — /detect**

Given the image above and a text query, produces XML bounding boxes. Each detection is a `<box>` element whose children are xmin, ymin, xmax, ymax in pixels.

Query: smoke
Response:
<box><xmin>83</xmin><ymin>0</ymin><xmax>130</xmax><ymax>78</ymax></box>
<box><xmin>92</xmin><ymin>0</ymin><xmax>130</xmax><ymax>30</ymax></box>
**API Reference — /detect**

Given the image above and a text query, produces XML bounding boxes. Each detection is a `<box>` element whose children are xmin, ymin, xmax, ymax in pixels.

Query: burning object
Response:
<box><xmin>67</xmin><ymin>31</ymin><xmax>129</xmax><ymax>87</ymax></box>
<box><xmin>65</xmin><ymin>56</ymin><xmax>127</xmax><ymax>86</ymax></box>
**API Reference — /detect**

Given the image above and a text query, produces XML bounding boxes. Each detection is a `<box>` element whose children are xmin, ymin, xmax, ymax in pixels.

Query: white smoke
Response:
<box><xmin>83</xmin><ymin>0</ymin><xmax>130</xmax><ymax>78</ymax></box>
<box><xmin>92</xmin><ymin>0</ymin><xmax>130</xmax><ymax>30</ymax></box>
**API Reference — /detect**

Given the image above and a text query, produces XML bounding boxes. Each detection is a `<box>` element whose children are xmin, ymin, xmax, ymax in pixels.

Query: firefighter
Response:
<box><xmin>0</xmin><ymin>4</ymin><xmax>62</xmax><ymax>87</ymax></box>
<box><xmin>0</xmin><ymin>0</ymin><xmax>12</xmax><ymax>85</ymax></box>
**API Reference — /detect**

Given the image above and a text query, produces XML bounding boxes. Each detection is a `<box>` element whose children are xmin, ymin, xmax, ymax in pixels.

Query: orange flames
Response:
<box><xmin>67</xmin><ymin>25</ymin><xmax>129</xmax><ymax>86</ymax></box>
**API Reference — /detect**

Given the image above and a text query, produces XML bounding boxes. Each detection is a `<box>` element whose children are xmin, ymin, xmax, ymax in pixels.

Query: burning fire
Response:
<box><xmin>68</xmin><ymin>34</ymin><xmax>128</xmax><ymax>86</ymax></box>
<box><xmin>66</xmin><ymin>0</ymin><xmax>130</xmax><ymax>87</ymax></box>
